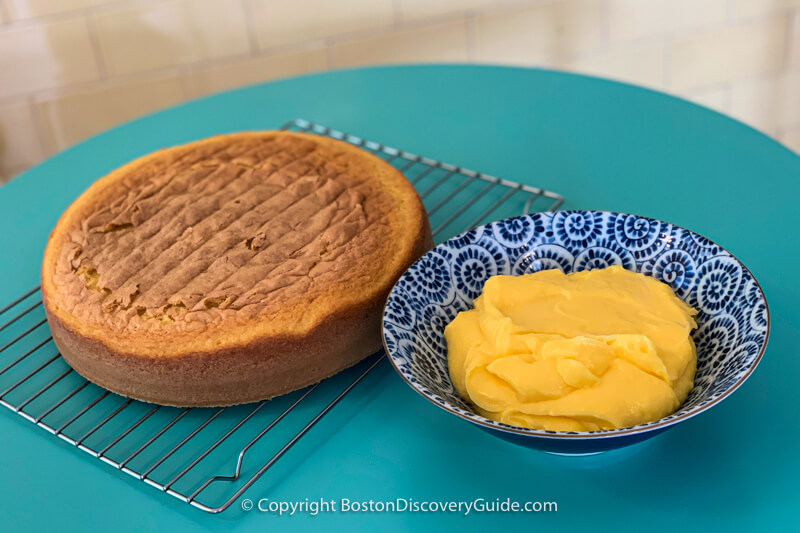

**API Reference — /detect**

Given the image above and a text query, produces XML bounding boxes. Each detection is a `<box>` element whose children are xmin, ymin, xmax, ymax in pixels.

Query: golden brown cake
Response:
<box><xmin>42</xmin><ymin>131</ymin><xmax>432</xmax><ymax>406</ymax></box>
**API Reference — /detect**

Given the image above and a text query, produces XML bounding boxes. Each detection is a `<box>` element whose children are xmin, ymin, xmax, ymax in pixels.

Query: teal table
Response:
<box><xmin>1</xmin><ymin>65</ymin><xmax>798</xmax><ymax>531</ymax></box>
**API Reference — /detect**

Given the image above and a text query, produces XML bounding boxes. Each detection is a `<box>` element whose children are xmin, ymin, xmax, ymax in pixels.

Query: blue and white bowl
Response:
<box><xmin>382</xmin><ymin>211</ymin><xmax>769</xmax><ymax>454</ymax></box>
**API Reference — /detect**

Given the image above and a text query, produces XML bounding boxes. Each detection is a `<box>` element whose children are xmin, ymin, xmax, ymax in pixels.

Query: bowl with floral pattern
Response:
<box><xmin>382</xmin><ymin>211</ymin><xmax>769</xmax><ymax>454</ymax></box>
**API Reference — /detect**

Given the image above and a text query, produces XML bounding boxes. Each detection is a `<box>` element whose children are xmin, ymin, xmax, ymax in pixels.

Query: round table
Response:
<box><xmin>1</xmin><ymin>65</ymin><xmax>797</xmax><ymax>532</ymax></box>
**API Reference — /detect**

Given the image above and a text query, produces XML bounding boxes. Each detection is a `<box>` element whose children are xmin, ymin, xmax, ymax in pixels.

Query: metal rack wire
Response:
<box><xmin>0</xmin><ymin>118</ymin><xmax>564</xmax><ymax>513</ymax></box>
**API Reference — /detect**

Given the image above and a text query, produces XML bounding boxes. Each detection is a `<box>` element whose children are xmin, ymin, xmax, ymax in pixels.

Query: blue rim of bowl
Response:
<box><xmin>381</xmin><ymin>210</ymin><xmax>771</xmax><ymax>440</ymax></box>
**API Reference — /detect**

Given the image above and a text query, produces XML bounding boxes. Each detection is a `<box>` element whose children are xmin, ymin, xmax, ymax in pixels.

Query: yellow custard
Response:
<box><xmin>444</xmin><ymin>266</ymin><xmax>698</xmax><ymax>431</ymax></box>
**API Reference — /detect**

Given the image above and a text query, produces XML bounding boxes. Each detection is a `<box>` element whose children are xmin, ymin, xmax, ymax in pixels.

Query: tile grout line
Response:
<box><xmin>721</xmin><ymin>83</ymin><xmax>732</xmax><ymax>114</ymax></box>
<box><xmin>0</xmin><ymin>0</ymin><xmax>161</xmax><ymax>30</ymax></box>
<box><xmin>725</xmin><ymin>0</ymin><xmax>736</xmax><ymax>23</ymax></box>
<box><xmin>717</xmin><ymin>82</ymin><xmax>733</xmax><ymax>116</ymax></box>
<box><xmin>176</xmin><ymin>66</ymin><xmax>194</xmax><ymax>100</ymax></box>
<box><xmin>325</xmin><ymin>36</ymin><xmax>337</xmax><ymax>70</ymax></box>
<box><xmin>240</xmin><ymin>0</ymin><xmax>260</xmax><ymax>54</ymax></box>
<box><xmin>662</xmin><ymin>34</ymin><xmax>673</xmax><ymax>90</ymax></box>
<box><xmin>788</xmin><ymin>8</ymin><xmax>798</xmax><ymax>67</ymax></box>
<box><xmin>0</xmin><ymin>0</ymin><xmax>9</xmax><ymax>24</ymax></box>
<box><xmin>28</xmin><ymin>93</ymin><xmax>56</xmax><ymax>158</ymax></box>
<box><xmin>783</xmin><ymin>10</ymin><xmax>792</xmax><ymax>68</ymax></box>
<box><xmin>85</xmin><ymin>15</ymin><xmax>108</xmax><ymax>80</ymax></box>
<box><xmin>465</xmin><ymin>12</ymin><xmax>476</xmax><ymax>62</ymax></box>
<box><xmin>391</xmin><ymin>0</ymin><xmax>403</xmax><ymax>26</ymax></box>
<box><xmin>598</xmin><ymin>0</ymin><xmax>611</xmax><ymax>53</ymax></box>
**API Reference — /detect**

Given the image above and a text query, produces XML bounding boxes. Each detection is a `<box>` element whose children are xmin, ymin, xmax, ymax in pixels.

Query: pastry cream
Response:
<box><xmin>444</xmin><ymin>266</ymin><xmax>698</xmax><ymax>431</ymax></box>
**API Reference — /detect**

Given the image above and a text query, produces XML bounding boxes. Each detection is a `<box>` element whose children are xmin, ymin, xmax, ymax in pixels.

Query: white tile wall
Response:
<box><xmin>0</xmin><ymin>100</ymin><xmax>46</xmax><ymax>174</ymax></box>
<box><xmin>5</xmin><ymin>0</ymin><xmax>116</xmax><ymax>20</ymax></box>
<box><xmin>564</xmin><ymin>41</ymin><xmax>667</xmax><ymax>89</ymax></box>
<box><xmin>398</xmin><ymin>0</ymin><xmax>501</xmax><ymax>22</ymax></box>
<box><xmin>730</xmin><ymin>71</ymin><xmax>800</xmax><ymax>132</ymax></box>
<box><xmin>334</xmin><ymin>19</ymin><xmax>470</xmax><ymax>68</ymax></box>
<box><xmin>248</xmin><ymin>0</ymin><xmax>395</xmax><ymax>50</ymax></box>
<box><xmin>781</xmin><ymin>125</ymin><xmax>800</xmax><ymax>152</ymax></box>
<box><xmin>93</xmin><ymin>0</ymin><xmax>251</xmax><ymax>77</ymax></box>
<box><xmin>182</xmin><ymin>47</ymin><xmax>328</xmax><ymax>98</ymax></box>
<box><xmin>474</xmin><ymin>0</ymin><xmax>605</xmax><ymax>66</ymax></box>
<box><xmin>36</xmin><ymin>74</ymin><xmax>185</xmax><ymax>152</ymax></box>
<box><xmin>0</xmin><ymin>17</ymin><xmax>100</xmax><ymax>99</ymax></box>
<box><xmin>0</xmin><ymin>0</ymin><xmax>798</xmax><ymax>184</ymax></box>
<box><xmin>731</xmin><ymin>0</ymin><xmax>800</xmax><ymax>21</ymax></box>
<box><xmin>607</xmin><ymin>0</ymin><xmax>728</xmax><ymax>42</ymax></box>
<box><xmin>671</xmin><ymin>16</ymin><xmax>789</xmax><ymax>91</ymax></box>
<box><xmin>789</xmin><ymin>9</ymin><xmax>800</xmax><ymax>66</ymax></box>
<box><xmin>680</xmin><ymin>86</ymin><xmax>732</xmax><ymax>115</ymax></box>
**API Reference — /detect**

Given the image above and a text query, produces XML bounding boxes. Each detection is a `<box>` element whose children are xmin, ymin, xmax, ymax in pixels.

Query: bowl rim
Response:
<box><xmin>382</xmin><ymin>210</ymin><xmax>771</xmax><ymax>440</ymax></box>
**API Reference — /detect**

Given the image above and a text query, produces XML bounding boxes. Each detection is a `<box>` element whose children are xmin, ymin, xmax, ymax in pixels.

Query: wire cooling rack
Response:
<box><xmin>0</xmin><ymin>118</ymin><xmax>563</xmax><ymax>513</ymax></box>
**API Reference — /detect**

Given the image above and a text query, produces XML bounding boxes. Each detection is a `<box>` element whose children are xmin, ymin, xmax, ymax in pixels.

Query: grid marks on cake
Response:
<box><xmin>62</xmin><ymin>138</ymin><xmax>387</xmax><ymax>322</ymax></box>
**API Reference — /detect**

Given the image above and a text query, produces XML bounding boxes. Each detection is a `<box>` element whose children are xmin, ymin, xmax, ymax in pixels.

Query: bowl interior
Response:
<box><xmin>383</xmin><ymin>211</ymin><xmax>769</xmax><ymax>438</ymax></box>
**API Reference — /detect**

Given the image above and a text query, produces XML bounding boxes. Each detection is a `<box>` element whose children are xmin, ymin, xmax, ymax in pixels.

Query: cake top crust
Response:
<box><xmin>42</xmin><ymin>131</ymin><xmax>427</xmax><ymax>355</ymax></box>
